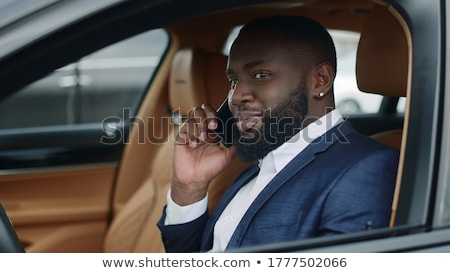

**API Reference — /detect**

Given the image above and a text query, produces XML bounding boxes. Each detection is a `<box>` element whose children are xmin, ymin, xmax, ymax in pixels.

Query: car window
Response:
<box><xmin>223</xmin><ymin>27</ymin><xmax>383</xmax><ymax>115</ymax></box>
<box><xmin>397</xmin><ymin>97</ymin><xmax>406</xmax><ymax>113</ymax></box>
<box><xmin>0</xmin><ymin>28</ymin><xmax>169</xmax><ymax>130</ymax></box>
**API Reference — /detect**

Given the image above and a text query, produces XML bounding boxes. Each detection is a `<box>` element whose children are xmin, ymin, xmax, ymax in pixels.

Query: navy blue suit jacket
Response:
<box><xmin>158</xmin><ymin>121</ymin><xmax>399</xmax><ymax>252</ymax></box>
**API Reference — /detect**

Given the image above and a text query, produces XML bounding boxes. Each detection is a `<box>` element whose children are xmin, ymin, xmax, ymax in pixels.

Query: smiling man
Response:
<box><xmin>158</xmin><ymin>15</ymin><xmax>399</xmax><ymax>253</ymax></box>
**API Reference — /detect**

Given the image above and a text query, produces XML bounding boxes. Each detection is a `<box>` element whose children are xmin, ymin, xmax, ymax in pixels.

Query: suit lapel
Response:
<box><xmin>226</xmin><ymin>121</ymin><xmax>355</xmax><ymax>249</ymax></box>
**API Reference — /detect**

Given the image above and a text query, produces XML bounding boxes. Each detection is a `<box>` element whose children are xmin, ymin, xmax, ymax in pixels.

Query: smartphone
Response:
<box><xmin>214</xmin><ymin>99</ymin><xmax>235</xmax><ymax>148</ymax></box>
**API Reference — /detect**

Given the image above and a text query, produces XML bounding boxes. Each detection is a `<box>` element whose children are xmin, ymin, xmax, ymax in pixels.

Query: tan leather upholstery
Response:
<box><xmin>104</xmin><ymin>137</ymin><xmax>173</xmax><ymax>252</ymax></box>
<box><xmin>370</xmin><ymin>129</ymin><xmax>403</xmax><ymax>151</ymax></box>
<box><xmin>169</xmin><ymin>48</ymin><xmax>230</xmax><ymax>115</ymax></box>
<box><xmin>103</xmin><ymin>47</ymin><xmax>251</xmax><ymax>252</ymax></box>
<box><xmin>356</xmin><ymin>5</ymin><xmax>408</xmax><ymax>98</ymax></box>
<box><xmin>357</xmin><ymin>4</ymin><xmax>410</xmax><ymax>151</ymax></box>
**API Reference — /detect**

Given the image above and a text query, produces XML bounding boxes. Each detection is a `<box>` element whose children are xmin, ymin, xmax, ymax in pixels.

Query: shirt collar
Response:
<box><xmin>258</xmin><ymin>109</ymin><xmax>344</xmax><ymax>173</ymax></box>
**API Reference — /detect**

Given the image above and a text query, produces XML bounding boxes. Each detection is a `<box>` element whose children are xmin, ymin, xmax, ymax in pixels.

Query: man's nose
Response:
<box><xmin>230</xmin><ymin>81</ymin><xmax>254</xmax><ymax>106</ymax></box>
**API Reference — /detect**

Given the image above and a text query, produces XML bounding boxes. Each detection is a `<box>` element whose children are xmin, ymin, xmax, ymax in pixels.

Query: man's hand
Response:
<box><xmin>171</xmin><ymin>104</ymin><xmax>236</xmax><ymax>206</ymax></box>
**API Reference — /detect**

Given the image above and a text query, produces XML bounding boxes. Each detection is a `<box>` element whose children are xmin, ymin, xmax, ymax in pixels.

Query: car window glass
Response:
<box><xmin>222</xmin><ymin>27</ymin><xmax>383</xmax><ymax>115</ymax></box>
<box><xmin>0</xmin><ymin>28</ymin><xmax>169</xmax><ymax>130</ymax></box>
<box><xmin>397</xmin><ymin>97</ymin><xmax>406</xmax><ymax>113</ymax></box>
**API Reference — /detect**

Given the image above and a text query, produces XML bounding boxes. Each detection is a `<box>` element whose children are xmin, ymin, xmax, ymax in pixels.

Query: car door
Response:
<box><xmin>0</xmin><ymin>28</ymin><xmax>169</xmax><ymax>252</ymax></box>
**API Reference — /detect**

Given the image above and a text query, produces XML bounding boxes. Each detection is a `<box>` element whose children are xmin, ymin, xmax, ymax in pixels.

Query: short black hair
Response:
<box><xmin>240</xmin><ymin>15</ymin><xmax>337</xmax><ymax>72</ymax></box>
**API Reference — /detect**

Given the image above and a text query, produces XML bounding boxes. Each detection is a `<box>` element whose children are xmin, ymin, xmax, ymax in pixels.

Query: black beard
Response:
<box><xmin>233</xmin><ymin>85</ymin><xmax>309</xmax><ymax>161</ymax></box>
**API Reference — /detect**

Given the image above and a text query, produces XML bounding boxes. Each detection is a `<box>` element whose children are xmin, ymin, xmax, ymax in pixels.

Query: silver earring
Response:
<box><xmin>319</xmin><ymin>91</ymin><xmax>325</xmax><ymax>97</ymax></box>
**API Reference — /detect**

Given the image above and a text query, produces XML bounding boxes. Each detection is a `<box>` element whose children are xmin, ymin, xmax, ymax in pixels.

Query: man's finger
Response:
<box><xmin>202</xmin><ymin>104</ymin><xmax>219</xmax><ymax>131</ymax></box>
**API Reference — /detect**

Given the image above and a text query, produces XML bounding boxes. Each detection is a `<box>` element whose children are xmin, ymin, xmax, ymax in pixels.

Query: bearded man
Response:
<box><xmin>158</xmin><ymin>15</ymin><xmax>399</xmax><ymax>253</ymax></box>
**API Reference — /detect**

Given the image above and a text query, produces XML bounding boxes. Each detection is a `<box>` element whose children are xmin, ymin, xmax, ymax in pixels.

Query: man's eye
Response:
<box><xmin>254</xmin><ymin>72</ymin><xmax>270</xmax><ymax>79</ymax></box>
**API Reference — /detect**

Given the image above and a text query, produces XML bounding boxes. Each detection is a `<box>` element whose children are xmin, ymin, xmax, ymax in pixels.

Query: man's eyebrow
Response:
<box><xmin>244</xmin><ymin>59</ymin><xmax>268</xmax><ymax>69</ymax></box>
<box><xmin>226</xmin><ymin>59</ymin><xmax>270</xmax><ymax>75</ymax></box>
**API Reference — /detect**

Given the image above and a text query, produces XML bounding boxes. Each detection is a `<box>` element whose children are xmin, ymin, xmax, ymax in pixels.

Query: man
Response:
<box><xmin>157</xmin><ymin>15</ymin><xmax>399</xmax><ymax>252</ymax></box>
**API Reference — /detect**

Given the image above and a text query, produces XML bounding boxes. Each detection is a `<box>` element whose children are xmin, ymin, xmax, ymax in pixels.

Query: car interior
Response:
<box><xmin>0</xmin><ymin>0</ymin><xmax>411</xmax><ymax>253</ymax></box>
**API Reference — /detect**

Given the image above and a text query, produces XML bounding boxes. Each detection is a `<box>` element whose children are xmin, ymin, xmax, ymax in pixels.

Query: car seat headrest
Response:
<box><xmin>356</xmin><ymin>4</ymin><xmax>409</xmax><ymax>97</ymax></box>
<box><xmin>169</xmin><ymin>48</ymin><xmax>229</xmax><ymax>118</ymax></box>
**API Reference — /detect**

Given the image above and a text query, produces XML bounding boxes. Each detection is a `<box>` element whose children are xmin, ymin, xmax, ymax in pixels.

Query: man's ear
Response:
<box><xmin>311</xmin><ymin>62</ymin><xmax>335</xmax><ymax>99</ymax></box>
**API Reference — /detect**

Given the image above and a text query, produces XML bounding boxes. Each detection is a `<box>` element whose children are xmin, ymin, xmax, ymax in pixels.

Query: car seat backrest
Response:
<box><xmin>356</xmin><ymin>4</ymin><xmax>410</xmax><ymax>151</ymax></box>
<box><xmin>103</xmin><ymin>47</ymin><xmax>251</xmax><ymax>252</ymax></box>
<box><xmin>103</xmin><ymin>136</ymin><xmax>173</xmax><ymax>252</ymax></box>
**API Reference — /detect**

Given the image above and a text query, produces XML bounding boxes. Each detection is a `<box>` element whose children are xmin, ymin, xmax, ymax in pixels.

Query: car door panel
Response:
<box><xmin>0</xmin><ymin>125</ymin><xmax>121</xmax><ymax>252</ymax></box>
<box><xmin>0</xmin><ymin>164</ymin><xmax>116</xmax><ymax>252</ymax></box>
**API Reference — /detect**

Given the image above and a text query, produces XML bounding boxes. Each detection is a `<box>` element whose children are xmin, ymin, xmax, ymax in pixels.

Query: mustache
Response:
<box><xmin>234</xmin><ymin>106</ymin><xmax>270</xmax><ymax>117</ymax></box>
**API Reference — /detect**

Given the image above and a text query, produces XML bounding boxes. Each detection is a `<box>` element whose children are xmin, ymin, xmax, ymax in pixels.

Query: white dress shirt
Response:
<box><xmin>164</xmin><ymin>109</ymin><xmax>344</xmax><ymax>252</ymax></box>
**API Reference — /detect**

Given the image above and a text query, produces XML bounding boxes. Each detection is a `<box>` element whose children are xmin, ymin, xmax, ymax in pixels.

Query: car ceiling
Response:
<box><xmin>0</xmin><ymin>0</ymin><xmax>377</xmax><ymax>100</ymax></box>
<box><xmin>167</xmin><ymin>0</ymin><xmax>374</xmax><ymax>53</ymax></box>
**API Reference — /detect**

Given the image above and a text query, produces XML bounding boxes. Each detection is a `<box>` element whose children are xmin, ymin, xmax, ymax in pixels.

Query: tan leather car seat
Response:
<box><xmin>356</xmin><ymin>4</ymin><xmax>411</xmax><ymax>226</ymax></box>
<box><xmin>103</xmin><ymin>47</ymin><xmax>251</xmax><ymax>252</ymax></box>
<box><xmin>356</xmin><ymin>4</ymin><xmax>410</xmax><ymax>151</ymax></box>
